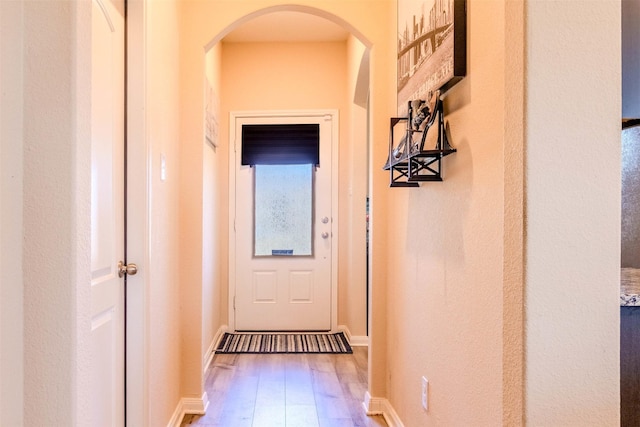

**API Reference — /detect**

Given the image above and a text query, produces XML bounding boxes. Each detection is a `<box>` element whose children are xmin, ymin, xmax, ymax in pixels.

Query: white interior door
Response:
<box><xmin>234</xmin><ymin>113</ymin><xmax>336</xmax><ymax>331</ymax></box>
<box><xmin>90</xmin><ymin>0</ymin><xmax>125</xmax><ymax>425</ymax></box>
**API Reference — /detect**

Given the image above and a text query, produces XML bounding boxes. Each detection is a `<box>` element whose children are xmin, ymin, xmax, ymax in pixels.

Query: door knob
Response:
<box><xmin>321</xmin><ymin>232</ymin><xmax>329</xmax><ymax>239</ymax></box>
<box><xmin>321</xmin><ymin>217</ymin><xmax>329</xmax><ymax>224</ymax></box>
<box><xmin>118</xmin><ymin>261</ymin><xmax>138</xmax><ymax>278</ymax></box>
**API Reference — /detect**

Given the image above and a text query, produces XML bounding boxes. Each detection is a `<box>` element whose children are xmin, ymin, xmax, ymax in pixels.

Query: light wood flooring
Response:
<box><xmin>181</xmin><ymin>346</ymin><xmax>387</xmax><ymax>427</ymax></box>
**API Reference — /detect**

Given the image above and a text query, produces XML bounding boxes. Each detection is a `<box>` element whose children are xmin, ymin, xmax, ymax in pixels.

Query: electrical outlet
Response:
<box><xmin>421</xmin><ymin>376</ymin><xmax>428</xmax><ymax>411</ymax></box>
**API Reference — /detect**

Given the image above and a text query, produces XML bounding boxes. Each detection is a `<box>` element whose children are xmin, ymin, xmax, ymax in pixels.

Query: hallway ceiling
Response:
<box><xmin>223</xmin><ymin>11</ymin><xmax>350</xmax><ymax>43</ymax></box>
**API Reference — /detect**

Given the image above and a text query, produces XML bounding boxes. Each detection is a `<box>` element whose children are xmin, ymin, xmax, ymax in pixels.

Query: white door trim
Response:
<box><xmin>125</xmin><ymin>0</ymin><xmax>150</xmax><ymax>424</ymax></box>
<box><xmin>228</xmin><ymin>109</ymin><xmax>339</xmax><ymax>332</ymax></box>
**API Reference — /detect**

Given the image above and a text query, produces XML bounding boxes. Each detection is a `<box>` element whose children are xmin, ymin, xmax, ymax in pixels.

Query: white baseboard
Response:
<box><xmin>167</xmin><ymin>392</ymin><xmax>209</xmax><ymax>427</ymax></box>
<box><xmin>170</xmin><ymin>326</ymin><xmax>228</xmax><ymax>426</ymax></box>
<box><xmin>204</xmin><ymin>324</ymin><xmax>228</xmax><ymax>373</ymax></box>
<box><xmin>337</xmin><ymin>325</ymin><xmax>369</xmax><ymax>346</ymax></box>
<box><xmin>203</xmin><ymin>340</ymin><xmax>216</xmax><ymax>374</ymax></box>
<box><xmin>363</xmin><ymin>391</ymin><xmax>404</xmax><ymax>427</ymax></box>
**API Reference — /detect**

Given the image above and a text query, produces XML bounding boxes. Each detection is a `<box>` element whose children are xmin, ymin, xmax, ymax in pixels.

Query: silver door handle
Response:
<box><xmin>321</xmin><ymin>217</ymin><xmax>329</xmax><ymax>224</ymax></box>
<box><xmin>321</xmin><ymin>232</ymin><xmax>329</xmax><ymax>239</ymax></box>
<box><xmin>118</xmin><ymin>261</ymin><xmax>138</xmax><ymax>278</ymax></box>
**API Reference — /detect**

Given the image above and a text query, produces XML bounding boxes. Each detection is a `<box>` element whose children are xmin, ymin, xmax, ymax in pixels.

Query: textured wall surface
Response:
<box><xmin>20</xmin><ymin>1</ymin><xmax>93</xmax><ymax>424</ymax></box>
<box><xmin>385</xmin><ymin>0</ymin><xmax>506</xmax><ymax>424</ymax></box>
<box><xmin>202</xmin><ymin>39</ymin><xmax>223</xmax><ymax>370</ymax></box>
<box><xmin>526</xmin><ymin>1</ymin><xmax>621</xmax><ymax>425</ymax></box>
<box><xmin>0</xmin><ymin>1</ymin><xmax>24</xmax><ymax>425</ymax></box>
<box><xmin>145</xmin><ymin>1</ymin><xmax>183</xmax><ymax>424</ymax></box>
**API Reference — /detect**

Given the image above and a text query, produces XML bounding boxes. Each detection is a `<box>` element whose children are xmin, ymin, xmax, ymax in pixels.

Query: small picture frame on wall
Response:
<box><xmin>204</xmin><ymin>77</ymin><xmax>219</xmax><ymax>147</ymax></box>
<box><xmin>397</xmin><ymin>0</ymin><xmax>466</xmax><ymax>115</ymax></box>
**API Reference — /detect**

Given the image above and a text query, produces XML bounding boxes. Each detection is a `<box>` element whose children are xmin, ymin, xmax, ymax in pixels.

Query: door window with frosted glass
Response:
<box><xmin>254</xmin><ymin>164</ymin><xmax>313</xmax><ymax>256</ymax></box>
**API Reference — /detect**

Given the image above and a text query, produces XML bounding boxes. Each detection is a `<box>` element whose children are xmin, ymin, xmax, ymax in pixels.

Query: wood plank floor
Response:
<box><xmin>181</xmin><ymin>346</ymin><xmax>387</xmax><ymax>427</ymax></box>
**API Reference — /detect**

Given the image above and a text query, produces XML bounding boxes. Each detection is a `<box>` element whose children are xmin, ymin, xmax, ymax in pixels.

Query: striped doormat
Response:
<box><xmin>216</xmin><ymin>332</ymin><xmax>352</xmax><ymax>354</ymax></box>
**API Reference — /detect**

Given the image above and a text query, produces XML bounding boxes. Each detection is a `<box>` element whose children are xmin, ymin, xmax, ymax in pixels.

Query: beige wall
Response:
<box><xmin>344</xmin><ymin>34</ymin><xmax>369</xmax><ymax>338</ymax></box>
<box><xmin>6</xmin><ymin>1</ymin><xmax>94</xmax><ymax>424</ymax></box>
<box><xmin>384</xmin><ymin>0</ymin><xmax>620</xmax><ymax>426</ymax></box>
<box><xmin>385</xmin><ymin>0</ymin><xmax>506</xmax><ymax>423</ymax></box>
<box><xmin>145</xmin><ymin>0</ymin><xmax>183</xmax><ymax>424</ymax></box>
<box><xmin>203</xmin><ymin>42</ymin><xmax>224</xmax><ymax>361</ymax></box>
<box><xmin>503</xmin><ymin>0</ymin><xmax>526</xmax><ymax>423</ymax></box>
<box><xmin>0</xmin><ymin>1</ymin><xmax>24</xmax><ymax>425</ymax></box>
<box><xmin>525</xmin><ymin>1</ymin><xmax>620</xmax><ymax>425</ymax></box>
<box><xmin>221</xmin><ymin>41</ymin><xmax>347</xmax><ymax>110</ymax></box>
<box><xmin>178</xmin><ymin>7</ymin><xmax>203</xmax><ymax>400</ymax></box>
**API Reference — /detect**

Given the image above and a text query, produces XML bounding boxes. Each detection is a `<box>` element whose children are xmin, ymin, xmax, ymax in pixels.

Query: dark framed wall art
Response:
<box><xmin>397</xmin><ymin>0</ymin><xmax>467</xmax><ymax>114</ymax></box>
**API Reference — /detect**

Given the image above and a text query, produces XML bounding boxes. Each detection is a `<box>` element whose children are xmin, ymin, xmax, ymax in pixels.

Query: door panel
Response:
<box><xmin>90</xmin><ymin>0</ymin><xmax>125</xmax><ymax>424</ymax></box>
<box><xmin>253</xmin><ymin>271</ymin><xmax>277</xmax><ymax>302</ymax></box>
<box><xmin>290</xmin><ymin>271</ymin><xmax>313</xmax><ymax>302</ymax></box>
<box><xmin>235</xmin><ymin>114</ymin><xmax>334</xmax><ymax>331</ymax></box>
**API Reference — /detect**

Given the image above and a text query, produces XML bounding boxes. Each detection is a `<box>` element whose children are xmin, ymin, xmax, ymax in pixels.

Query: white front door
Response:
<box><xmin>233</xmin><ymin>112</ymin><xmax>337</xmax><ymax>331</ymax></box>
<box><xmin>90</xmin><ymin>0</ymin><xmax>125</xmax><ymax>425</ymax></box>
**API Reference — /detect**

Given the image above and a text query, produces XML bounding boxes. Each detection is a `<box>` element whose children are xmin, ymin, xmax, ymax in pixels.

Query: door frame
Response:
<box><xmin>228</xmin><ymin>109</ymin><xmax>339</xmax><ymax>332</ymax></box>
<box><xmin>125</xmin><ymin>0</ymin><xmax>150</xmax><ymax>424</ymax></box>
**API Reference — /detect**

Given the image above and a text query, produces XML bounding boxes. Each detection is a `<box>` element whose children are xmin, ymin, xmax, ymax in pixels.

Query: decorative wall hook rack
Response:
<box><xmin>383</xmin><ymin>91</ymin><xmax>456</xmax><ymax>187</ymax></box>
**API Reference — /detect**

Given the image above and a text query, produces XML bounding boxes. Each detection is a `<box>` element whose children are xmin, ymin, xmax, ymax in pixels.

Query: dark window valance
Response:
<box><xmin>241</xmin><ymin>124</ymin><xmax>320</xmax><ymax>166</ymax></box>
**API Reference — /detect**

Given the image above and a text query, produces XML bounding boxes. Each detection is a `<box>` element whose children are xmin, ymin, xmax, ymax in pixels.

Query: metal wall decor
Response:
<box><xmin>383</xmin><ymin>90</ymin><xmax>456</xmax><ymax>187</ymax></box>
